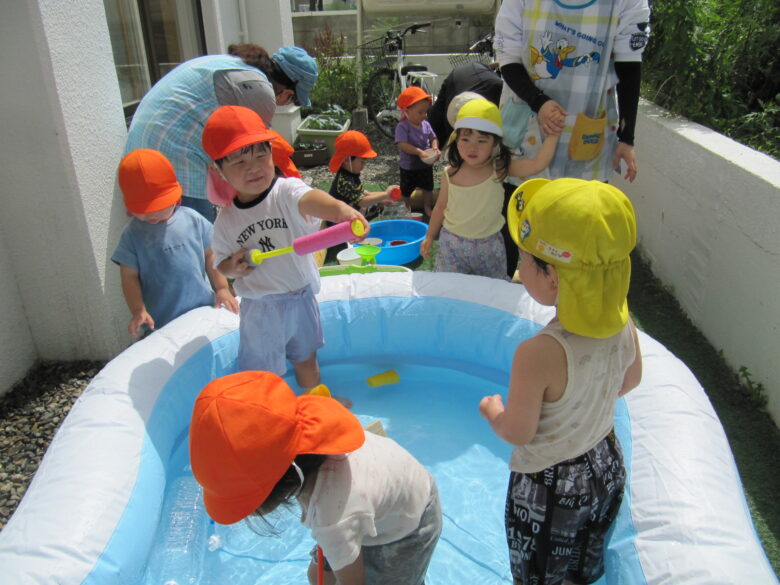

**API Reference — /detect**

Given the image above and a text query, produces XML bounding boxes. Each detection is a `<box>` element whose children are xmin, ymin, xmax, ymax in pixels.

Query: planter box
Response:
<box><xmin>296</xmin><ymin>116</ymin><xmax>350</xmax><ymax>155</ymax></box>
<box><xmin>291</xmin><ymin>146</ymin><xmax>329</xmax><ymax>167</ymax></box>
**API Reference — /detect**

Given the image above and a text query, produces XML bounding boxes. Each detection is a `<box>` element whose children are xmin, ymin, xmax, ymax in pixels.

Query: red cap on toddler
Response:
<box><xmin>189</xmin><ymin>371</ymin><xmax>365</xmax><ymax>525</ymax></box>
<box><xmin>202</xmin><ymin>105</ymin><xmax>277</xmax><ymax>161</ymax></box>
<box><xmin>328</xmin><ymin>130</ymin><xmax>377</xmax><ymax>173</ymax></box>
<box><xmin>118</xmin><ymin>149</ymin><xmax>182</xmax><ymax>214</ymax></box>
<box><xmin>397</xmin><ymin>86</ymin><xmax>431</xmax><ymax>110</ymax></box>
<box><xmin>267</xmin><ymin>129</ymin><xmax>301</xmax><ymax>178</ymax></box>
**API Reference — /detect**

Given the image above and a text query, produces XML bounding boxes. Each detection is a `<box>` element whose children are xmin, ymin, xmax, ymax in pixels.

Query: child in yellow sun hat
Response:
<box><xmin>421</xmin><ymin>98</ymin><xmax>558</xmax><ymax>279</ymax></box>
<box><xmin>480</xmin><ymin>177</ymin><xmax>643</xmax><ymax>585</ymax></box>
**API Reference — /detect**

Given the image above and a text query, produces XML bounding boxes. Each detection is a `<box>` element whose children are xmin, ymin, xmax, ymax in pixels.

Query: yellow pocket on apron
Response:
<box><xmin>568</xmin><ymin>112</ymin><xmax>607</xmax><ymax>161</ymax></box>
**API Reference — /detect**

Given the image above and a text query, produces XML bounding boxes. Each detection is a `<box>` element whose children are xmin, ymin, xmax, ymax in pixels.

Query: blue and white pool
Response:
<box><xmin>0</xmin><ymin>272</ymin><xmax>775</xmax><ymax>584</ymax></box>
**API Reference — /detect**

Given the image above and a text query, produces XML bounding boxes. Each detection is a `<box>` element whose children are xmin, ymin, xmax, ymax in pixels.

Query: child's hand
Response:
<box><xmin>128</xmin><ymin>310</ymin><xmax>154</xmax><ymax>338</ymax></box>
<box><xmin>479</xmin><ymin>394</ymin><xmax>505</xmax><ymax>421</ymax></box>
<box><xmin>219</xmin><ymin>248</ymin><xmax>254</xmax><ymax>279</ymax></box>
<box><xmin>420</xmin><ymin>235</ymin><xmax>433</xmax><ymax>258</ymax></box>
<box><xmin>215</xmin><ymin>288</ymin><xmax>239</xmax><ymax>314</ymax></box>
<box><xmin>384</xmin><ymin>184</ymin><xmax>401</xmax><ymax>200</ymax></box>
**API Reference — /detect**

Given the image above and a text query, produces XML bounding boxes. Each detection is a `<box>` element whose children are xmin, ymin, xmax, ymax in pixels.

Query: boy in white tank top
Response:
<box><xmin>480</xmin><ymin>178</ymin><xmax>642</xmax><ymax>585</ymax></box>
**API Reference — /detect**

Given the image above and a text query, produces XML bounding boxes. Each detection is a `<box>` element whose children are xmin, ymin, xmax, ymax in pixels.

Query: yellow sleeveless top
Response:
<box><xmin>442</xmin><ymin>168</ymin><xmax>506</xmax><ymax>239</ymax></box>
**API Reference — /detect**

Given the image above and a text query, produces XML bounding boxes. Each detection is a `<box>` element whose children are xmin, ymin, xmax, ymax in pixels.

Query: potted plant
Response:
<box><xmin>296</xmin><ymin>105</ymin><xmax>351</xmax><ymax>155</ymax></box>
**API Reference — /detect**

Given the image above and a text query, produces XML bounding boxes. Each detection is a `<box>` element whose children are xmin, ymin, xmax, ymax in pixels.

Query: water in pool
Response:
<box><xmin>143</xmin><ymin>361</ymin><xmax>515</xmax><ymax>585</ymax></box>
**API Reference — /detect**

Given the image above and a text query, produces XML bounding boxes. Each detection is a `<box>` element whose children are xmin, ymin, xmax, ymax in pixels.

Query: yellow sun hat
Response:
<box><xmin>508</xmin><ymin>178</ymin><xmax>637</xmax><ymax>338</ymax></box>
<box><xmin>453</xmin><ymin>97</ymin><xmax>503</xmax><ymax>137</ymax></box>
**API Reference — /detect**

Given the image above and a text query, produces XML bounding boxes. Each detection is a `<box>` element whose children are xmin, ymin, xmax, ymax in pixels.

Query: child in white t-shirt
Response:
<box><xmin>202</xmin><ymin>105</ymin><xmax>368</xmax><ymax>390</ymax></box>
<box><xmin>190</xmin><ymin>371</ymin><xmax>442</xmax><ymax>585</ymax></box>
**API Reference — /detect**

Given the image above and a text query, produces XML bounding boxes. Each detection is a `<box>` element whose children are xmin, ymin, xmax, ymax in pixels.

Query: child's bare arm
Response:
<box><xmin>119</xmin><ymin>264</ymin><xmax>154</xmax><ymax>337</ymax></box>
<box><xmin>619</xmin><ymin>318</ymin><xmax>643</xmax><ymax>396</ymax></box>
<box><xmin>332</xmin><ymin>550</ymin><xmax>365</xmax><ymax>585</ymax></box>
<box><xmin>360</xmin><ymin>184</ymin><xmax>398</xmax><ymax>208</ymax></box>
<box><xmin>420</xmin><ymin>172</ymin><xmax>449</xmax><ymax>258</ymax></box>
<box><xmin>507</xmin><ymin>134</ymin><xmax>560</xmax><ymax>179</ymax></box>
<box><xmin>480</xmin><ymin>335</ymin><xmax>564</xmax><ymax>446</ymax></box>
<box><xmin>217</xmin><ymin>248</ymin><xmax>253</xmax><ymax>279</ymax></box>
<box><xmin>299</xmin><ymin>188</ymin><xmax>369</xmax><ymax>233</ymax></box>
<box><xmin>397</xmin><ymin>141</ymin><xmax>425</xmax><ymax>157</ymax></box>
<box><xmin>205</xmin><ymin>247</ymin><xmax>239</xmax><ymax>314</ymax></box>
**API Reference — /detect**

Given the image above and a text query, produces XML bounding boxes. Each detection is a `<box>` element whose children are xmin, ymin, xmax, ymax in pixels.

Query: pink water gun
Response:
<box><xmin>247</xmin><ymin>219</ymin><xmax>366</xmax><ymax>265</ymax></box>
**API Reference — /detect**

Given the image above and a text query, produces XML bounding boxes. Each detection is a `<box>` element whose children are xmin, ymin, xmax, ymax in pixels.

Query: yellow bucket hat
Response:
<box><xmin>453</xmin><ymin>98</ymin><xmax>503</xmax><ymax>137</ymax></box>
<box><xmin>508</xmin><ymin>178</ymin><xmax>637</xmax><ymax>338</ymax></box>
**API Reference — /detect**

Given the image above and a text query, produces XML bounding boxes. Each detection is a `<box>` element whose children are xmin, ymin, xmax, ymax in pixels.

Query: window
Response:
<box><xmin>104</xmin><ymin>0</ymin><xmax>206</xmax><ymax>120</ymax></box>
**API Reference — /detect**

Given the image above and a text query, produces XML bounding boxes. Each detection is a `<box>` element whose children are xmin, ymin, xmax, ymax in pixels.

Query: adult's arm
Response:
<box><xmin>614</xmin><ymin>61</ymin><xmax>641</xmax><ymax>145</ymax></box>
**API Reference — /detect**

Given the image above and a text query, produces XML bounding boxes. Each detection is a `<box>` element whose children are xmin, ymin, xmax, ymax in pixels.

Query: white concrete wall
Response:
<box><xmin>613</xmin><ymin>100</ymin><xmax>780</xmax><ymax>423</ymax></box>
<box><xmin>0</xmin><ymin>0</ymin><xmax>129</xmax><ymax>395</ymax></box>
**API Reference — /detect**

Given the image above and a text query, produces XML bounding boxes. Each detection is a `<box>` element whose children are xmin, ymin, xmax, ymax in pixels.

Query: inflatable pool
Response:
<box><xmin>0</xmin><ymin>272</ymin><xmax>775</xmax><ymax>584</ymax></box>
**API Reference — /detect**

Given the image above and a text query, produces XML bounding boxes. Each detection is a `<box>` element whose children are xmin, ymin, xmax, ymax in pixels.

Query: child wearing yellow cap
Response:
<box><xmin>190</xmin><ymin>371</ymin><xmax>442</xmax><ymax>584</ymax></box>
<box><xmin>328</xmin><ymin>130</ymin><xmax>399</xmax><ymax>221</ymax></box>
<box><xmin>480</xmin><ymin>178</ymin><xmax>643</xmax><ymax>585</ymax></box>
<box><xmin>201</xmin><ymin>106</ymin><xmax>368</xmax><ymax>391</ymax></box>
<box><xmin>111</xmin><ymin>149</ymin><xmax>238</xmax><ymax>338</ymax></box>
<box><xmin>421</xmin><ymin>98</ymin><xmax>558</xmax><ymax>279</ymax></box>
<box><xmin>395</xmin><ymin>86</ymin><xmax>440</xmax><ymax>217</ymax></box>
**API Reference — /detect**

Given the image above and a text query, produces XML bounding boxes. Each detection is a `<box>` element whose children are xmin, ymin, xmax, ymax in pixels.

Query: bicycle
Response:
<box><xmin>359</xmin><ymin>23</ymin><xmax>438</xmax><ymax>139</ymax></box>
<box><xmin>448</xmin><ymin>30</ymin><xmax>495</xmax><ymax>68</ymax></box>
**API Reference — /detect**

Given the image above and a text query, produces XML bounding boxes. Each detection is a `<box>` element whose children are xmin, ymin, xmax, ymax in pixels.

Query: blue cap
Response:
<box><xmin>272</xmin><ymin>46</ymin><xmax>318</xmax><ymax>107</ymax></box>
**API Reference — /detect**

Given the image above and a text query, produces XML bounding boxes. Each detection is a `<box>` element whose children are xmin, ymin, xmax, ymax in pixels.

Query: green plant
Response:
<box><xmin>642</xmin><ymin>0</ymin><xmax>779</xmax><ymax>158</ymax></box>
<box><xmin>305</xmin><ymin>105</ymin><xmax>350</xmax><ymax>130</ymax></box>
<box><xmin>738</xmin><ymin>366</ymin><xmax>768</xmax><ymax>409</ymax></box>
<box><xmin>305</xmin><ymin>25</ymin><xmax>361</xmax><ymax>113</ymax></box>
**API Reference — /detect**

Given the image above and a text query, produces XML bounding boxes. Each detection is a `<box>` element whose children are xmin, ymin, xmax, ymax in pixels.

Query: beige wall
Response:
<box><xmin>614</xmin><ymin>101</ymin><xmax>780</xmax><ymax>423</ymax></box>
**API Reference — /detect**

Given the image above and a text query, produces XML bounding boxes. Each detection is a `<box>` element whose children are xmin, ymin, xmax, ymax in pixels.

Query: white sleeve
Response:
<box><xmin>494</xmin><ymin>0</ymin><xmax>526</xmax><ymax>66</ymax></box>
<box><xmin>614</xmin><ymin>0</ymin><xmax>651</xmax><ymax>61</ymax></box>
<box><xmin>276</xmin><ymin>178</ymin><xmax>321</xmax><ymax>231</ymax></box>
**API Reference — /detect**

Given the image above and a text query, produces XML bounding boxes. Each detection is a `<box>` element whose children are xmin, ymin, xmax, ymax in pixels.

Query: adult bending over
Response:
<box><xmin>124</xmin><ymin>44</ymin><xmax>318</xmax><ymax>221</ymax></box>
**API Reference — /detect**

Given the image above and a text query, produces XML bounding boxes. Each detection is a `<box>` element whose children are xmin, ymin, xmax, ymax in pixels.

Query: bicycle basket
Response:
<box><xmin>448</xmin><ymin>53</ymin><xmax>493</xmax><ymax>68</ymax></box>
<box><xmin>358</xmin><ymin>35</ymin><xmax>399</xmax><ymax>69</ymax></box>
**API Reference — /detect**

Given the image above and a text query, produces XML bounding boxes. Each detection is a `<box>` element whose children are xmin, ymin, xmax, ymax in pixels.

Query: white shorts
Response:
<box><xmin>237</xmin><ymin>286</ymin><xmax>324</xmax><ymax>374</ymax></box>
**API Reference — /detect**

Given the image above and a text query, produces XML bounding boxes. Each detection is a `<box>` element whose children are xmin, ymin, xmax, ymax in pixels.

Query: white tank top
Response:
<box><xmin>509</xmin><ymin>319</ymin><xmax>636</xmax><ymax>473</ymax></box>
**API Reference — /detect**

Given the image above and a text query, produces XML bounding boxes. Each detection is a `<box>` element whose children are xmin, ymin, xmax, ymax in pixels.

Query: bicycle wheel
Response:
<box><xmin>366</xmin><ymin>69</ymin><xmax>401</xmax><ymax>139</ymax></box>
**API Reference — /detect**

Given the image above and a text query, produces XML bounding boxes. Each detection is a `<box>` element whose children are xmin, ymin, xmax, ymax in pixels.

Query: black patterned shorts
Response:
<box><xmin>505</xmin><ymin>431</ymin><xmax>626</xmax><ymax>585</ymax></box>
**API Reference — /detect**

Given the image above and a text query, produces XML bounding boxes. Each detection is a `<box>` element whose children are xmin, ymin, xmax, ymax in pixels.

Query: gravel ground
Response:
<box><xmin>0</xmin><ymin>361</ymin><xmax>104</xmax><ymax>530</ymax></box>
<box><xmin>0</xmin><ymin>122</ymin><xmax>421</xmax><ymax>532</ymax></box>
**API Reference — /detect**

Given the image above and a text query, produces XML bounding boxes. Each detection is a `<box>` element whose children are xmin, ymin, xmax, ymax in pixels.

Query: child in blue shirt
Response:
<box><xmin>395</xmin><ymin>86</ymin><xmax>440</xmax><ymax>217</ymax></box>
<box><xmin>111</xmin><ymin>149</ymin><xmax>238</xmax><ymax>338</ymax></box>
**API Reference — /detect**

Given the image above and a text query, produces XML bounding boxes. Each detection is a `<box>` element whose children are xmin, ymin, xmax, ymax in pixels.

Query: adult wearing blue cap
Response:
<box><xmin>124</xmin><ymin>44</ymin><xmax>318</xmax><ymax>222</ymax></box>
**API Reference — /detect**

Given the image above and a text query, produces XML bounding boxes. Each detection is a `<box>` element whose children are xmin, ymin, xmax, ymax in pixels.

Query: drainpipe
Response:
<box><xmin>238</xmin><ymin>0</ymin><xmax>248</xmax><ymax>42</ymax></box>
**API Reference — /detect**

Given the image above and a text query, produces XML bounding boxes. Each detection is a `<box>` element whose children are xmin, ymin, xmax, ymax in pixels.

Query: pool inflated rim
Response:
<box><xmin>0</xmin><ymin>272</ymin><xmax>774</xmax><ymax>585</ymax></box>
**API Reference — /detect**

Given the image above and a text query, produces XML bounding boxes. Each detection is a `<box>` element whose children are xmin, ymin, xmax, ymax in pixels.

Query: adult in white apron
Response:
<box><xmin>495</xmin><ymin>0</ymin><xmax>650</xmax><ymax>183</ymax></box>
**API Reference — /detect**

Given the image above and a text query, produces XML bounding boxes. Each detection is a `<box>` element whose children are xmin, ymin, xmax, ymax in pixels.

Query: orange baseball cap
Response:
<box><xmin>328</xmin><ymin>130</ymin><xmax>377</xmax><ymax>173</ymax></box>
<box><xmin>268</xmin><ymin>129</ymin><xmax>301</xmax><ymax>178</ymax></box>
<box><xmin>397</xmin><ymin>86</ymin><xmax>431</xmax><ymax>110</ymax></box>
<box><xmin>189</xmin><ymin>371</ymin><xmax>365</xmax><ymax>525</ymax></box>
<box><xmin>202</xmin><ymin>105</ymin><xmax>277</xmax><ymax>161</ymax></box>
<box><xmin>118</xmin><ymin>149</ymin><xmax>182</xmax><ymax>214</ymax></box>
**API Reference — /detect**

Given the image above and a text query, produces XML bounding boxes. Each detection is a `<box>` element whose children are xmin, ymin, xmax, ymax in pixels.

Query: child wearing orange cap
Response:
<box><xmin>190</xmin><ymin>371</ymin><xmax>441</xmax><ymax>585</ymax></box>
<box><xmin>395</xmin><ymin>86</ymin><xmax>440</xmax><ymax>217</ymax></box>
<box><xmin>202</xmin><ymin>106</ymin><xmax>368</xmax><ymax>391</ymax></box>
<box><xmin>206</xmin><ymin>128</ymin><xmax>301</xmax><ymax>206</ymax></box>
<box><xmin>479</xmin><ymin>178</ymin><xmax>642</xmax><ymax>585</ymax></box>
<box><xmin>328</xmin><ymin>130</ymin><xmax>399</xmax><ymax>221</ymax></box>
<box><xmin>111</xmin><ymin>149</ymin><xmax>238</xmax><ymax>338</ymax></box>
